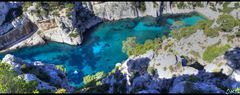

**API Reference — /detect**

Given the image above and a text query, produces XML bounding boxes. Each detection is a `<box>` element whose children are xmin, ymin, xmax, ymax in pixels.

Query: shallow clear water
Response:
<box><xmin>0</xmin><ymin>13</ymin><xmax>206</xmax><ymax>87</ymax></box>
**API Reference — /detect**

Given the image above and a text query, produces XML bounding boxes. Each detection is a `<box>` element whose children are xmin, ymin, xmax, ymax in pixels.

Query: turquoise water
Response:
<box><xmin>0</xmin><ymin>14</ymin><xmax>206</xmax><ymax>87</ymax></box>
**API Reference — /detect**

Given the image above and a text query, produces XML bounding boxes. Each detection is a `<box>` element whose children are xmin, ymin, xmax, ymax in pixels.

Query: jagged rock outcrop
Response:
<box><xmin>1</xmin><ymin>54</ymin><xmax>75</xmax><ymax>93</ymax></box>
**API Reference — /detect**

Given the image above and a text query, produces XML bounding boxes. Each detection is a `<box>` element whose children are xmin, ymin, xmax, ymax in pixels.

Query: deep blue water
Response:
<box><xmin>0</xmin><ymin>13</ymin><xmax>206</xmax><ymax>87</ymax></box>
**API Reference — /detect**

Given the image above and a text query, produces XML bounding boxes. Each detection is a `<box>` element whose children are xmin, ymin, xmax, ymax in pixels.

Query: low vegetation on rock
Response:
<box><xmin>0</xmin><ymin>62</ymin><xmax>38</xmax><ymax>93</ymax></box>
<box><xmin>203</xmin><ymin>43</ymin><xmax>231</xmax><ymax>63</ymax></box>
<box><xmin>122</xmin><ymin>37</ymin><xmax>161</xmax><ymax>56</ymax></box>
<box><xmin>83</xmin><ymin>71</ymin><xmax>106</xmax><ymax>87</ymax></box>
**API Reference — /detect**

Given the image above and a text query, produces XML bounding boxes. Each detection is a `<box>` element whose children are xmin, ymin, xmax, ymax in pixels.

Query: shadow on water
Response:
<box><xmin>81</xmin><ymin>22</ymin><xmax>104</xmax><ymax>46</ymax></box>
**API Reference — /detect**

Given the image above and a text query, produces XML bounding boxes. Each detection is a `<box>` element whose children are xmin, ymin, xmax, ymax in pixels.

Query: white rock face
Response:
<box><xmin>181</xmin><ymin>67</ymin><xmax>199</xmax><ymax>75</ymax></box>
<box><xmin>230</xmin><ymin>70</ymin><xmax>240</xmax><ymax>82</ymax></box>
<box><xmin>23</xmin><ymin>74</ymin><xmax>37</xmax><ymax>82</ymax></box>
<box><xmin>0</xmin><ymin>31</ymin><xmax>45</xmax><ymax>53</ymax></box>
<box><xmin>89</xmin><ymin>1</ymin><xmax>222</xmax><ymax>20</ymax></box>
<box><xmin>41</xmin><ymin>28</ymin><xmax>82</xmax><ymax>45</ymax></box>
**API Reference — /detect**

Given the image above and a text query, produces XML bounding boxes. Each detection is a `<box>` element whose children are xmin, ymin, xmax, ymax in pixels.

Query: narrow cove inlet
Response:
<box><xmin>0</xmin><ymin>13</ymin><xmax>206</xmax><ymax>87</ymax></box>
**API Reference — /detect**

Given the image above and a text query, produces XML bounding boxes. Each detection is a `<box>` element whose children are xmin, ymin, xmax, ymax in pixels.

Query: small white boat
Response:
<box><xmin>74</xmin><ymin>70</ymin><xmax>78</xmax><ymax>74</ymax></box>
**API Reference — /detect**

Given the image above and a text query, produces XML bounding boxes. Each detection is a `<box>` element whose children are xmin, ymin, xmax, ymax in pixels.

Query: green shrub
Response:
<box><xmin>172</xmin><ymin>26</ymin><xmax>197</xmax><ymax>40</ymax></box>
<box><xmin>22</xmin><ymin>2</ymin><xmax>32</xmax><ymax>11</ymax></box>
<box><xmin>203</xmin><ymin>27</ymin><xmax>219</xmax><ymax>38</ymax></box>
<box><xmin>216</xmin><ymin>14</ymin><xmax>237</xmax><ymax>32</ymax></box>
<box><xmin>83</xmin><ymin>75</ymin><xmax>95</xmax><ymax>86</ymax></box>
<box><xmin>177</xmin><ymin>2</ymin><xmax>187</xmax><ymax>9</ymax></box>
<box><xmin>83</xmin><ymin>71</ymin><xmax>106</xmax><ymax>87</ymax></box>
<box><xmin>56</xmin><ymin>65</ymin><xmax>65</xmax><ymax>73</ymax></box>
<box><xmin>195</xmin><ymin>20</ymin><xmax>213</xmax><ymax>29</ymax></box>
<box><xmin>96</xmin><ymin>81</ymin><xmax>103</xmax><ymax>86</ymax></box>
<box><xmin>108</xmin><ymin>66</ymin><xmax>119</xmax><ymax>75</ymax></box>
<box><xmin>0</xmin><ymin>62</ymin><xmax>38</xmax><ymax>93</ymax></box>
<box><xmin>122</xmin><ymin>37</ymin><xmax>161</xmax><ymax>56</ymax></box>
<box><xmin>227</xmin><ymin>35</ymin><xmax>235</xmax><ymax>42</ymax></box>
<box><xmin>95</xmin><ymin>72</ymin><xmax>105</xmax><ymax>80</ymax></box>
<box><xmin>189</xmin><ymin>50</ymin><xmax>200</xmax><ymax>58</ymax></box>
<box><xmin>168</xmin><ymin>65</ymin><xmax>174</xmax><ymax>72</ymax></box>
<box><xmin>188</xmin><ymin>75</ymin><xmax>200</xmax><ymax>82</ymax></box>
<box><xmin>52</xmin><ymin>11</ymin><xmax>60</xmax><ymax>16</ymax></box>
<box><xmin>139</xmin><ymin>2</ymin><xmax>146</xmax><ymax>12</ymax></box>
<box><xmin>234</xmin><ymin>3</ymin><xmax>240</xmax><ymax>8</ymax></box>
<box><xmin>68</xmin><ymin>32</ymin><xmax>79</xmax><ymax>38</ymax></box>
<box><xmin>35</xmin><ymin>2</ymin><xmax>42</xmax><ymax>9</ymax></box>
<box><xmin>171</xmin><ymin>19</ymin><xmax>213</xmax><ymax>40</ymax></box>
<box><xmin>33</xmin><ymin>89</ymin><xmax>39</xmax><ymax>94</ymax></box>
<box><xmin>164</xmin><ymin>40</ymin><xmax>174</xmax><ymax>51</ymax></box>
<box><xmin>203</xmin><ymin>43</ymin><xmax>231</xmax><ymax>62</ymax></box>
<box><xmin>20</xmin><ymin>64</ymin><xmax>29</xmax><ymax>72</ymax></box>
<box><xmin>40</xmin><ymin>9</ymin><xmax>48</xmax><ymax>17</ymax></box>
<box><xmin>222</xmin><ymin>2</ymin><xmax>234</xmax><ymax>13</ymax></box>
<box><xmin>147</xmin><ymin>67</ymin><xmax>155</xmax><ymax>76</ymax></box>
<box><xmin>163</xmin><ymin>67</ymin><xmax>167</xmax><ymax>71</ymax></box>
<box><xmin>195</xmin><ymin>2</ymin><xmax>204</xmax><ymax>8</ymax></box>
<box><xmin>55</xmin><ymin>88</ymin><xmax>66</xmax><ymax>94</ymax></box>
<box><xmin>65</xmin><ymin>3</ymin><xmax>74</xmax><ymax>12</ymax></box>
<box><xmin>235</xmin><ymin>31</ymin><xmax>240</xmax><ymax>37</ymax></box>
<box><xmin>46</xmin><ymin>2</ymin><xmax>60</xmax><ymax>11</ymax></box>
<box><xmin>153</xmin><ymin>2</ymin><xmax>158</xmax><ymax>8</ymax></box>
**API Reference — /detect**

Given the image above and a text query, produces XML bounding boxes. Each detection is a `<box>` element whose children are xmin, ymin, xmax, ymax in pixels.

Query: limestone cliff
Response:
<box><xmin>0</xmin><ymin>17</ymin><xmax>38</xmax><ymax>50</ymax></box>
<box><xmin>23</xmin><ymin>2</ymin><xmax>102</xmax><ymax>45</ymax></box>
<box><xmin>85</xmin><ymin>1</ymin><xmax>240</xmax><ymax>20</ymax></box>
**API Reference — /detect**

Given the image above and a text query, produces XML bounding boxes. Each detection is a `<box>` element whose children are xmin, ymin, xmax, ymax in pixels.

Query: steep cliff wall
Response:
<box><xmin>0</xmin><ymin>18</ymin><xmax>38</xmax><ymax>50</ymax></box>
<box><xmin>85</xmin><ymin>1</ymin><xmax>240</xmax><ymax>20</ymax></box>
<box><xmin>23</xmin><ymin>2</ymin><xmax>102</xmax><ymax>45</ymax></box>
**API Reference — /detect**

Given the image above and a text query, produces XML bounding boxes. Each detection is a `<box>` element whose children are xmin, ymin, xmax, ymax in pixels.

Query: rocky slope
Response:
<box><xmin>80</xmin><ymin>41</ymin><xmax>240</xmax><ymax>93</ymax></box>
<box><xmin>1</xmin><ymin>54</ymin><xmax>75</xmax><ymax>93</ymax></box>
